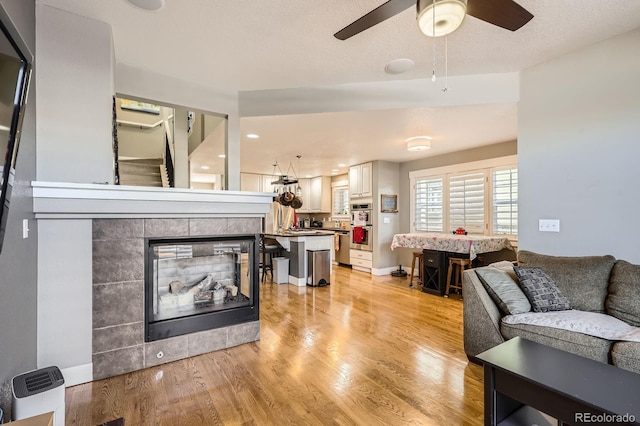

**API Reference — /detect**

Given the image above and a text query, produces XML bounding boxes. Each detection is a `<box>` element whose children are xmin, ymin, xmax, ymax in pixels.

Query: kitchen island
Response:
<box><xmin>264</xmin><ymin>231</ymin><xmax>335</xmax><ymax>286</ymax></box>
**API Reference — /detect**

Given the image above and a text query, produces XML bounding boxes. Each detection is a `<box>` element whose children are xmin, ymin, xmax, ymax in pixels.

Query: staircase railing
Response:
<box><xmin>164</xmin><ymin>133</ymin><xmax>174</xmax><ymax>188</ymax></box>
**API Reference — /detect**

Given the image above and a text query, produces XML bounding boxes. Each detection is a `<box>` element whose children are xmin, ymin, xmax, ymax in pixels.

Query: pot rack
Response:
<box><xmin>270</xmin><ymin>155</ymin><xmax>302</xmax><ymax>186</ymax></box>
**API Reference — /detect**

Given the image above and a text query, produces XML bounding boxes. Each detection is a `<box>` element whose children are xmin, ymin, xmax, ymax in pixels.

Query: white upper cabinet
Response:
<box><xmin>310</xmin><ymin>176</ymin><xmax>331</xmax><ymax>212</ymax></box>
<box><xmin>240</xmin><ymin>173</ymin><xmax>262</xmax><ymax>192</ymax></box>
<box><xmin>297</xmin><ymin>178</ymin><xmax>312</xmax><ymax>213</ymax></box>
<box><xmin>349</xmin><ymin>162</ymin><xmax>372</xmax><ymax>198</ymax></box>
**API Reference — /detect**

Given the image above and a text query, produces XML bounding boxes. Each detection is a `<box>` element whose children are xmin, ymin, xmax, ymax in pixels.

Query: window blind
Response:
<box><xmin>449</xmin><ymin>171</ymin><xmax>486</xmax><ymax>234</ymax></box>
<box><xmin>415</xmin><ymin>177</ymin><xmax>443</xmax><ymax>232</ymax></box>
<box><xmin>493</xmin><ymin>168</ymin><xmax>518</xmax><ymax>235</ymax></box>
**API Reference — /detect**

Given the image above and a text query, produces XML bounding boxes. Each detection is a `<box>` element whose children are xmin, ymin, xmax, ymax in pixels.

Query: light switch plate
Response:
<box><xmin>539</xmin><ymin>219</ymin><xmax>560</xmax><ymax>232</ymax></box>
<box><xmin>383</xmin><ymin>217</ymin><xmax>391</xmax><ymax>224</ymax></box>
<box><xmin>22</xmin><ymin>218</ymin><xmax>29</xmax><ymax>238</ymax></box>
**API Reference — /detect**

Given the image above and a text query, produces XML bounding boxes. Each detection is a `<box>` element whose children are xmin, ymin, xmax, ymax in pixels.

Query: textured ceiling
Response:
<box><xmin>39</xmin><ymin>0</ymin><xmax>640</xmax><ymax>175</ymax></box>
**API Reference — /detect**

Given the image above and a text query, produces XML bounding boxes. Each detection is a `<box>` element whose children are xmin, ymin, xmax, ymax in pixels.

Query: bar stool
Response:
<box><xmin>409</xmin><ymin>252</ymin><xmax>423</xmax><ymax>288</ymax></box>
<box><xmin>445</xmin><ymin>257</ymin><xmax>471</xmax><ymax>297</ymax></box>
<box><xmin>260</xmin><ymin>238</ymin><xmax>282</xmax><ymax>282</ymax></box>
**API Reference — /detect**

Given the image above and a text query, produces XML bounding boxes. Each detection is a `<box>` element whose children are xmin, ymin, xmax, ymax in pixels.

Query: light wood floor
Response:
<box><xmin>65</xmin><ymin>266</ymin><xmax>484</xmax><ymax>425</ymax></box>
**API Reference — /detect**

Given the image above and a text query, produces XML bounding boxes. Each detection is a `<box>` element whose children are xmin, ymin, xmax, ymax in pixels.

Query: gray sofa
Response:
<box><xmin>463</xmin><ymin>250</ymin><xmax>640</xmax><ymax>374</ymax></box>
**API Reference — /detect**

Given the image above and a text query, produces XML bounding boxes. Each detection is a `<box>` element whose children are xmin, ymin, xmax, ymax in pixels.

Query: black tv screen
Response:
<box><xmin>0</xmin><ymin>9</ymin><xmax>31</xmax><ymax>254</ymax></box>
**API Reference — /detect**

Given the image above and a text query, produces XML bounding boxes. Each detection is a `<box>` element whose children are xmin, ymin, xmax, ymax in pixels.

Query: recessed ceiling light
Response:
<box><xmin>201</xmin><ymin>165</ymin><xmax>210</xmax><ymax>170</ymax></box>
<box><xmin>406</xmin><ymin>136</ymin><xmax>432</xmax><ymax>151</ymax></box>
<box><xmin>331</xmin><ymin>169</ymin><xmax>339</xmax><ymax>172</ymax></box>
<box><xmin>218</xmin><ymin>154</ymin><xmax>226</xmax><ymax>158</ymax></box>
<box><xmin>385</xmin><ymin>58</ymin><xmax>414</xmax><ymax>75</ymax></box>
<box><xmin>246</xmin><ymin>133</ymin><xmax>259</xmax><ymax>139</ymax></box>
<box><xmin>305</xmin><ymin>175</ymin><xmax>312</xmax><ymax>178</ymax></box>
<box><xmin>126</xmin><ymin>0</ymin><xmax>165</xmax><ymax>11</ymax></box>
<box><xmin>337</xmin><ymin>163</ymin><xmax>346</xmax><ymax>167</ymax></box>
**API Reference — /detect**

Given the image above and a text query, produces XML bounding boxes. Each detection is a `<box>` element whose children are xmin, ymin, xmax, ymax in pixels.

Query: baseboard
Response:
<box><xmin>60</xmin><ymin>363</ymin><xmax>93</xmax><ymax>387</ymax></box>
<box><xmin>289</xmin><ymin>275</ymin><xmax>306</xmax><ymax>287</ymax></box>
<box><xmin>371</xmin><ymin>266</ymin><xmax>400</xmax><ymax>276</ymax></box>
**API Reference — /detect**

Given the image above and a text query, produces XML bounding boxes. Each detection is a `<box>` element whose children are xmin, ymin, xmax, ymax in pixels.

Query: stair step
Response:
<box><xmin>119</xmin><ymin>157</ymin><xmax>163</xmax><ymax>165</ymax></box>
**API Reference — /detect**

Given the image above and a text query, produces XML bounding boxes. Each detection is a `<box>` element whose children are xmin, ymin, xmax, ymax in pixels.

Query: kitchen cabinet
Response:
<box><xmin>310</xmin><ymin>176</ymin><xmax>331</xmax><ymax>212</ymax></box>
<box><xmin>349</xmin><ymin>162</ymin><xmax>372</xmax><ymax>198</ymax></box>
<box><xmin>240</xmin><ymin>173</ymin><xmax>262</xmax><ymax>192</ymax></box>
<box><xmin>297</xmin><ymin>178</ymin><xmax>312</xmax><ymax>213</ymax></box>
<box><xmin>240</xmin><ymin>173</ymin><xmax>279</xmax><ymax>194</ymax></box>
<box><xmin>350</xmin><ymin>249</ymin><xmax>372</xmax><ymax>272</ymax></box>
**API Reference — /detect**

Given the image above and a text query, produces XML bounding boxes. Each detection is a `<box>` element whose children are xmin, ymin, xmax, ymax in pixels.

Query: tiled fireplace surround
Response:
<box><xmin>92</xmin><ymin>217</ymin><xmax>262</xmax><ymax>380</ymax></box>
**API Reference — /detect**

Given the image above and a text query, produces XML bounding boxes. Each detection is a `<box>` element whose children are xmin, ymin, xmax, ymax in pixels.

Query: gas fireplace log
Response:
<box><xmin>184</xmin><ymin>273</ymin><xmax>216</xmax><ymax>295</ymax></box>
<box><xmin>169</xmin><ymin>281</ymin><xmax>185</xmax><ymax>294</ymax></box>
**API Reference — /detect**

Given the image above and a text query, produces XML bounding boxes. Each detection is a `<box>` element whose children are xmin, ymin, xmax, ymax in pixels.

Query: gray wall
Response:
<box><xmin>372</xmin><ymin>161</ymin><xmax>400</xmax><ymax>270</ymax></box>
<box><xmin>397</xmin><ymin>140</ymin><xmax>517</xmax><ymax>267</ymax></box>
<box><xmin>35</xmin><ymin>5</ymin><xmax>114</xmax><ymax>184</ymax></box>
<box><xmin>0</xmin><ymin>0</ymin><xmax>37</xmax><ymax>414</ymax></box>
<box><xmin>518</xmin><ymin>28</ymin><xmax>640</xmax><ymax>263</ymax></box>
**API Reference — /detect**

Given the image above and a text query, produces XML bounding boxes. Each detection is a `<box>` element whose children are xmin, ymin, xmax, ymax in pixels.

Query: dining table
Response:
<box><xmin>390</xmin><ymin>232</ymin><xmax>514</xmax><ymax>260</ymax></box>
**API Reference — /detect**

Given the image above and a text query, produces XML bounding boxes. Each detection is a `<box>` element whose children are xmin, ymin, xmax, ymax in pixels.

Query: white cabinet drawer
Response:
<box><xmin>350</xmin><ymin>249</ymin><xmax>372</xmax><ymax>261</ymax></box>
<box><xmin>351</xmin><ymin>258</ymin><xmax>372</xmax><ymax>268</ymax></box>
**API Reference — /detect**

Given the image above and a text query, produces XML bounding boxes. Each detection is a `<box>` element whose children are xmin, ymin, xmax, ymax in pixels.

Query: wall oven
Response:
<box><xmin>350</xmin><ymin>225</ymin><xmax>373</xmax><ymax>251</ymax></box>
<box><xmin>350</xmin><ymin>203</ymin><xmax>373</xmax><ymax>251</ymax></box>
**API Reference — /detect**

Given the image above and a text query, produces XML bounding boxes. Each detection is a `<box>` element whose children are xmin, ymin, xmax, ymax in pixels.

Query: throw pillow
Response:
<box><xmin>517</xmin><ymin>250</ymin><xmax>615</xmax><ymax>313</ymax></box>
<box><xmin>476</xmin><ymin>267</ymin><xmax>531</xmax><ymax>315</ymax></box>
<box><xmin>514</xmin><ymin>266</ymin><xmax>571</xmax><ymax>312</ymax></box>
<box><xmin>606</xmin><ymin>260</ymin><xmax>640</xmax><ymax>326</ymax></box>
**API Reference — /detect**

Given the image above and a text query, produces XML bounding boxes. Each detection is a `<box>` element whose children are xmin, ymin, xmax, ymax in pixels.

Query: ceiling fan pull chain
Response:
<box><xmin>442</xmin><ymin>35</ymin><xmax>448</xmax><ymax>92</ymax></box>
<box><xmin>431</xmin><ymin>0</ymin><xmax>436</xmax><ymax>82</ymax></box>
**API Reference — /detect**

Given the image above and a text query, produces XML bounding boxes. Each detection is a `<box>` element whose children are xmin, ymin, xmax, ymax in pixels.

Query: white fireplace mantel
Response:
<box><xmin>32</xmin><ymin>181</ymin><xmax>274</xmax><ymax>218</ymax></box>
<box><xmin>32</xmin><ymin>181</ymin><xmax>273</xmax><ymax>387</ymax></box>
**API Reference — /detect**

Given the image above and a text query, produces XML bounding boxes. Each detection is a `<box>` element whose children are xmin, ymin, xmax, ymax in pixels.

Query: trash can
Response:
<box><xmin>272</xmin><ymin>257</ymin><xmax>289</xmax><ymax>284</ymax></box>
<box><xmin>307</xmin><ymin>249</ymin><xmax>330</xmax><ymax>287</ymax></box>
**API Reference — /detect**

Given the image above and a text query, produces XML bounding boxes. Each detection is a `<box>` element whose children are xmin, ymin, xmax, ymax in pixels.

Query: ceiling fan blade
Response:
<box><xmin>334</xmin><ymin>0</ymin><xmax>417</xmax><ymax>40</ymax></box>
<box><xmin>466</xmin><ymin>0</ymin><xmax>533</xmax><ymax>31</ymax></box>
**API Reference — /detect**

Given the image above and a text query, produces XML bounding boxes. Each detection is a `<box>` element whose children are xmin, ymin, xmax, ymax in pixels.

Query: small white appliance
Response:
<box><xmin>12</xmin><ymin>366</ymin><xmax>65</xmax><ymax>426</ymax></box>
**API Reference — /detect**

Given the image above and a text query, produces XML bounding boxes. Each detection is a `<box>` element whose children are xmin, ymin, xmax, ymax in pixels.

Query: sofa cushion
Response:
<box><xmin>476</xmin><ymin>267</ymin><xmax>531</xmax><ymax>315</ymax></box>
<box><xmin>514</xmin><ymin>267</ymin><xmax>571</xmax><ymax>312</ymax></box>
<box><xmin>500</xmin><ymin>321</ymin><xmax>612</xmax><ymax>364</ymax></box>
<box><xmin>611</xmin><ymin>342</ymin><xmax>640</xmax><ymax>375</ymax></box>
<box><xmin>517</xmin><ymin>250</ymin><xmax>616</xmax><ymax>313</ymax></box>
<box><xmin>606</xmin><ymin>260</ymin><xmax>640</xmax><ymax>326</ymax></box>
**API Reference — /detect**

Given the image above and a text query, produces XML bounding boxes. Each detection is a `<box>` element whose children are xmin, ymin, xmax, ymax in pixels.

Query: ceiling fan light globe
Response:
<box><xmin>417</xmin><ymin>0</ymin><xmax>467</xmax><ymax>37</ymax></box>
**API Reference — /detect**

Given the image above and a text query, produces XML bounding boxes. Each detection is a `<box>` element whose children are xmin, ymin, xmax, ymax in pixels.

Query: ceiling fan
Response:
<box><xmin>334</xmin><ymin>0</ymin><xmax>533</xmax><ymax>40</ymax></box>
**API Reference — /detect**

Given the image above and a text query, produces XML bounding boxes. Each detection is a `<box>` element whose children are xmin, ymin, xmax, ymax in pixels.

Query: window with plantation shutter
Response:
<box><xmin>449</xmin><ymin>171</ymin><xmax>487</xmax><ymax>234</ymax></box>
<box><xmin>409</xmin><ymin>156</ymin><xmax>518</xmax><ymax>238</ymax></box>
<box><xmin>493</xmin><ymin>168</ymin><xmax>518</xmax><ymax>236</ymax></box>
<box><xmin>414</xmin><ymin>177</ymin><xmax>444</xmax><ymax>232</ymax></box>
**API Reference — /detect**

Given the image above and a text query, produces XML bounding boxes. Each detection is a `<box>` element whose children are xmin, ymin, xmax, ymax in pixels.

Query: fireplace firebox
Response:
<box><xmin>145</xmin><ymin>234</ymin><xmax>259</xmax><ymax>342</ymax></box>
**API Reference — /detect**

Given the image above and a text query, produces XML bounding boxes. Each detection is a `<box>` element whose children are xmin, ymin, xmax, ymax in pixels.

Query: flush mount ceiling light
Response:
<box><xmin>126</xmin><ymin>0</ymin><xmax>165</xmax><ymax>11</ymax></box>
<box><xmin>406</xmin><ymin>136</ymin><xmax>432</xmax><ymax>151</ymax></box>
<box><xmin>417</xmin><ymin>0</ymin><xmax>467</xmax><ymax>37</ymax></box>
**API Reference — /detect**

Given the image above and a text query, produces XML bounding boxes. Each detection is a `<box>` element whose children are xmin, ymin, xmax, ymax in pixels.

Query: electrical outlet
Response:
<box><xmin>539</xmin><ymin>219</ymin><xmax>560</xmax><ymax>233</ymax></box>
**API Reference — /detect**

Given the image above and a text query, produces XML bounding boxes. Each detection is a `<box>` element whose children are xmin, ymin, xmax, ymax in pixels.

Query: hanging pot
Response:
<box><xmin>290</xmin><ymin>195</ymin><xmax>303</xmax><ymax>210</ymax></box>
<box><xmin>283</xmin><ymin>191</ymin><xmax>295</xmax><ymax>203</ymax></box>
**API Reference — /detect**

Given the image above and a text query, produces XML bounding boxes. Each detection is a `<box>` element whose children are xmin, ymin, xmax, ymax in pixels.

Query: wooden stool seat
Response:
<box><xmin>409</xmin><ymin>252</ymin><xmax>423</xmax><ymax>288</ymax></box>
<box><xmin>445</xmin><ymin>257</ymin><xmax>471</xmax><ymax>297</ymax></box>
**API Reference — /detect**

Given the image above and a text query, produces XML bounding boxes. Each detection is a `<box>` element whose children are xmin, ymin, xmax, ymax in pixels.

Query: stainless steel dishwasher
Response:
<box><xmin>335</xmin><ymin>231</ymin><xmax>351</xmax><ymax>265</ymax></box>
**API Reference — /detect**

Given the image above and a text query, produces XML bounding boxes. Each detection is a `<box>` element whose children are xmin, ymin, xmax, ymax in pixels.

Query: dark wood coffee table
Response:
<box><xmin>477</xmin><ymin>337</ymin><xmax>640</xmax><ymax>425</ymax></box>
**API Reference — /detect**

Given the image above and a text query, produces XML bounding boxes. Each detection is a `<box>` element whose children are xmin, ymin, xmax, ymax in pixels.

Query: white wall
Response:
<box><xmin>518</xmin><ymin>28</ymin><xmax>640</xmax><ymax>262</ymax></box>
<box><xmin>35</xmin><ymin>5</ymin><xmax>114</xmax><ymax>183</ymax></box>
